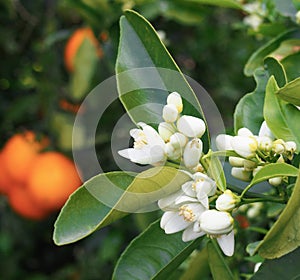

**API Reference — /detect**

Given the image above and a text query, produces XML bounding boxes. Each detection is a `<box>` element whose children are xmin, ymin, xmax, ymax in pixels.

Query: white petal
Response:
<box><xmin>215</xmin><ymin>134</ymin><xmax>233</xmax><ymax>151</ymax></box>
<box><xmin>229</xmin><ymin>156</ymin><xmax>245</xmax><ymax>167</ymax></box>
<box><xmin>163</xmin><ymin>104</ymin><xmax>179</xmax><ymax>123</ymax></box>
<box><xmin>177</xmin><ymin>115</ymin><xmax>206</xmax><ymax>138</ymax></box>
<box><xmin>158</xmin><ymin>122</ymin><xmax>176</xmax><ymax>142</ymax></box>
<box><xmin>181</xmin><ymin>181</ymin><xmax>195</xmax><ymax>197</ymax></box>
<box><xmin>175</xmin><ymin>195</ymin><xmax>198</xmax><ymax>205</ymax></box>
<box><xmin>164</xmin><ymin>213</ymin><xmax>190</xmax><ymax>234</ymax></box>
<box><xmin>139</xmin><ymin>123</ymin><xmax>165</xmax><ymax>148</ymax></box>
<box><xmin>160</xmin><ymin>211</ymin><xmax>174</xmax><ymax>229</ymax></box>
<box><xmin>231</xmin><ymin>167</ymin><xmax>252</xmax><ymax>182</ymax></box>
<box><xmin>169</xmin><ymin>133</ymin><xmax>188</xmax><ymax>149</ymax></box>
<box><xmin>196</xmin><ymin>193</ymin><xmax>209</xmax><ymax>209</ymax></box>
<box><xmin>258</xmin><ymin>121</ymin><xmax>274</xmax><ymax>139</ymax></box>
<box><xmin>158</xmin><ymin>190</ymin><xmax>184</xmax><ymax>210</ymax></box>
<box><xmin>231</xmin><ymin>136</ymin><xmax>257</xmax><ymax>158</ymax></box>
<box><xmin>217</xmin><ymin>231</ymin><xmax>235</xmax><ymax>256</ymax></box>
<box><xmin>182</xmin><ymin>226</ymin><xmax>205</xmax><ymax>242</ymax></box>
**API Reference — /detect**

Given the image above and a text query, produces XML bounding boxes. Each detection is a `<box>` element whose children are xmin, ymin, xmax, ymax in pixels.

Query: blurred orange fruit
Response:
<box><xmin>1</xmin><ymin>131</ymin><xmax>49</xmax><ymax>184</ymax></box>
<box><xmin>0</xmin><ymin>152</ymin><xmax>13</xmax><ymax>194</ymax></box>
<box><xmin>64</xmin><ymin>27</ymin><xmax>103</xmax><ymax>72</ymax></box>
<box><xmin>27</xmin><ymin>152</ymin><xmax>82</xmax><ymax>211</ymax></box>
<box><xmin>8</xmin><ymin>184</ymin><xmax>50</xmax><ymax>220</ymax></box>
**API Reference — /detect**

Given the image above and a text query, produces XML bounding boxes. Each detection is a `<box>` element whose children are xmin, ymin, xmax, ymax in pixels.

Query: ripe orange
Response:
<box><xmin>0</xmin><ymin>152</ymin><xmax>13</xmax><ymax>194</ymax></box>
<box><xmin>27</xmin><ymin>152</ymin><xmax>82</xmax><ymax>211</ymax></box>
<box><xmin>8</xmin><ymin>184</ymin><xmax>50</xmax><ymax>220</ymax></box>
<box><xmin>64</xmin><ymin>27</ymin><xmax>103</xmax><ymax>72</ymax></box>
<box><xmin>1</xmin><ymin>131</ymin><xmax>49</xmax><ymax>184</ymax></box>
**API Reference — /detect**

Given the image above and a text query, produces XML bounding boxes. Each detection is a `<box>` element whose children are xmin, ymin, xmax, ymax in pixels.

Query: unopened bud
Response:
<box><xmin>272</xmin><ymin>139</ymin><xmax>285</xmax><ymax>154</ymax></box>
<box><xmin>216</xmin><ymin>134</ymin><xmax>233</xmax><ymax>151</ymax></box>
<box><xmin>216</xmin><ymin>190</ymin><xmax>239</xmax><ymax>211</ymax></box>
<box><xmin>229</xmin><ymin>156</ymin><xmax>245</xmax><ymax>167</ymax></box>
<box><xmin>169</xmin><ymin>133</ymin><xmax>188</xmax><ymax>149</ymax></box>
<box><xmin>231</xmin><ymin>167</ymin><xmax>252</xmax><ymax>181</ymax></box>
<box><xmin>163</xmin><ymin>104</ymin><xmax>179</xmax><ymax>123</ymax></box>
<box><xmin>183</xmin><ymin>138</ymin><xmax>203</xmax><ymax>169</ymax></box>
<box><xmin>237</xmin><ymin>127</ymin><xmax>253</xmax><ymax>137</ymax></box>
<box><xmin>231</xmin><ymin>136</ymin><xmax>258</xmax><ymax>158</ymax></box>
<box><xmin>167</xmin><ymin>92</ymin><xmax>183</xmax><ymax>113</ymax></box>
<box><xmin>177</xmin><ymin>115</ymin><xmax>206</xmax><ymax>138</ymax></box>
<box><xmin>268</xmin><ymin>177</ymin><xmax>282</xmax><ymax>186</ymax></box>
<box><xmin>158</xmin><ymin>122</ymin><xmax>176</xmax><ymax>142</ymax></box>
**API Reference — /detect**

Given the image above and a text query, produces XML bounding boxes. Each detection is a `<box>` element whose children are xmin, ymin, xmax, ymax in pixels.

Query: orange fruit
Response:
<box><xmin>8</xmin><ymin>184</ymin><xmax>50</xmax><ymax>220</ymax></box>
<box><xmin>1</xmin><ymin>131</ymin><xmax>49</xmax><ymax>184</ymax></box>
<box><xmin>0</xmin><ymin>152</ymin><xmax>13</xmax><ymax>194</ymax></box>
<box><xmin>27</xmin><ymin>152</ymin><xmax>82</xmax><ymax>211</ymax></box>
<box><xmin>64</xmin><ymin>27</ymin><xmax>103</xmax><ymax>72</ymax></box>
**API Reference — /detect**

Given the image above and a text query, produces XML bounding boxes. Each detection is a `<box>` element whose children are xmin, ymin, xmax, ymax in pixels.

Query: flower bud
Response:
<box><xmin>169</xmin><ymin>133</ymin><xmax>188</xmax><ymax>149</ymax></box>
<box><xmin>237</xmin><ymin>127</ymin><xmax>253</xmax><ymax>137</ymax></box>
<box><xmin>183</xmin><ymin>138</ymin><xmax>203</xmax><ymax>169</ymax></box>
<box><xmin>200</xmin><ymin>210</ymin><xmax>234</xmax><ymax>235</ymax></box>
<box><xmin>252</xmin><ymin>166</ymin><xmax>262</xmax><ymax>177</ymax></box>
<box><xmin>268</xmin><ymin>177</ymin><xmax>282</xmax><ymax>186</ymax></box>
<box><xmin>231</xmin><ymin>167</ymin><xmax>252</xmax><ymax>182</ymax></box>
<box><xmin>272</xmin><ymin>139</ymin><xmax>285</xmax><ymax>154</ymax></box>
<box><xmin>259</xmin><ymin>121</ymin><xmax>274</xmax><ymax>139</ymax></box>
<box><xmin>284</xmin><ymin>141</ymin><xmax>297</xmax><ymax>159</ymax></box>
<box><xmin>165</xmin><ymin>142</ymin><xmax>181</xmax><ymax>160</ymax></box>
<box><xmin>229</xmin><ymin>156</ymin><xmax>245</xmax><ymax>167</ymax></box>
<box><xmin>231</xmin><ymin>136</ymin><xmax>258</xmax><ymax>158</ymax></box>
<box><xmin>216</xmin><ymin>190</ymin><xmax>239</xmax><ymax>211</ymax></box>
<box><xmin>163</xmin><ymin>104</ymin><xmax>179</xmax><ymax>123</ymax></box>
<box><xmin>216</xmin><ymin>134</ymin><xmax>233</xmax><ymax>151</ymax></box>
<box><xmin>158</xmin><ymin>122</ymin><xmax>176</xmax><ymax>142</ymax></box>
<box><xmin>177</xmin><ymin>115</ymin><xmax>206</xmax><ymax>138</ymax></box>
<box><xmin>167</xmin><ymin>92</ymin><xmax>183</xmax><ymax>113</ymax></box>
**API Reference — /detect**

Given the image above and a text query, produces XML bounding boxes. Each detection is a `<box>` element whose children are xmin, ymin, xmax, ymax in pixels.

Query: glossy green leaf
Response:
<box><xmin>186</xmin><ymin>0</ymin><xmax>242</xmax><ymax>9</ymax></box>
<box><xmin>234</xmin><ymin>69</ymin><xmax>268</xmax><ymax>134</ymax></box>
<box><xmin>281</xmin><ymin>52</ymin><xmax>300</xmax><ymax>81</ymax></box>
<box><xmin>277</xmin><ymin>77</ymin><xmax>300</xmax><ymax>106</ymax></box>
<box><xmin>264</xmin><ymin>57</ymin><xmax>286</xmax><ymax>88</ymax></box>
<box><xmin>53</xmin><ymin>167</ymin><xmax>190</xmax><ymax>245</ymax></box>
<box><xmin>244</xmin><ymin>29</ymin><xmax>300</xmax><ymax>76</ymax></box>
<box><xmin>112</xmin><ymin>220</ymin><xmax>203</xmax><ymax>280</ymax></box>
<box><xmin>116</xmin><ymin>10</ymin><xmax>209</xmax><ymax>151</ymax></box>
<box><xmin>264</xmin><ymin>76</ymin><xmax>300</xmax><ymax>149</ymax></box>
<box><xmin>205</xmin><ymin>155</ymin><xmax>227</xmax><ymax>192</ymax></box>
<box><xmin>207</xmin><ymin>241</ymin><xmax>234</xmax><ymax>280</ymax></box>
<box><xmin>69</xmin><ymin>37</ymin><xmax>98</xmax><ymax>101</ymax></box>
<box><xmin>257</xmin><ymin>169</ymin><xmax>300</xmax><ymax>259</ymax></box>
<box><xmin>180</xmin><ymin>248</ymin><xmax>210</xmax><ymax>280</ymax></box>
<box><xmin>252</xmin><ymin>247</ymin><xmax>300</xmax><ymax>279</ymax></box>
<box><xmin>248</xmin><ymin>163</ymin><xmax>298</xmax><ymax>189</ymax></box>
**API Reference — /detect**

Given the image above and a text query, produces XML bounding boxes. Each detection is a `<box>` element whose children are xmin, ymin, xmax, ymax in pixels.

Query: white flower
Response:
<box><xmin>169</xmin><ymin>133</ymin><xmax>188</xmax><ymax>149</ymax></box>
<box><xmin>163</xmin><ymin>104</ymin><xmax>179</xmax><ymax>123</ymax></box>
<box><xmin>259</xmin><ymin>121</ymin><xmax>274</xmax><ymax>140</ymax></box>
<box><xmin>231</xmin><ymin>136</ymin><xmax>258</xmax><ymax>158</ymax></box>
<box><xmin>231</xmin><ymin>167</ymin><xmax>252</xmax><ymax>182</ymax></box>
<box><xmin>167</xmin><ymin>92</ymin><xmax>183</xmax><ymax>113</ymax></box>
<box><xmin>118</xmin><ymin>122</ymin><xmax>166</xmax><ymax>165</ymax></box>
<box><xmin>159</xmin><ymin>192</ymin><xmax>207</xmax><ymax>242</ymax></box>
<box><xmin>177</xmin><ymin>115</ymin><xmax>206</xmax><ymax>138</ymax></box>
<box><xmin>272</xmin><ymin>139</ymin><xmax>285</xmax><ymax>154</ymax></box>
<box><xmin>165</xmin><ymin>142</ymin><xmax>181</xmax><ymax>160</ymax></box>
<box><xmin>181</xmin><ymin>172</ymin><xmax>216</xmax><ymax>208</ymax></box>
<box><xmin>216</xmin><ymin>190</ymin><xmax>238</xmax><ymax>212</ymax></box>
<box><xmin>158</xmin><ymin>122</ymin><xmax>176</xmax><ymax>142</ymax></box>
<box><xmin>183</xmin><ymin>138</ymin><xmax>203</xmax><ymax>169</ymax></box>
<box><xmin>216</xmin><ymin>134</ymin><xmax>233</xmax><ymax>151</ymax></box>
<box><xmin>199</xmin><ymin>209</ymin><xmax>235</xmax><ymax>256</ymax></box>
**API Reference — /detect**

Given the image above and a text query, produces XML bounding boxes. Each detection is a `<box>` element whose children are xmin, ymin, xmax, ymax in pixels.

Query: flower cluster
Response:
<box><xmin>158</xmin><ymin>172</ymin><xmax>237</xmax><ymax>256</ymax></box>
<box><xmin>119</xmin><ymin>92</ymin><xmax>239</xmax><ymax>256</ymax></box>
<box><xmin>216</xmin><ymin>121</ymin><xmax>297</xmax><ymax>185</ymax></box>
<box><xmin>118</xmin><ymin>92</ymin><xmax>206</xmax><ymax>169</ymax></box>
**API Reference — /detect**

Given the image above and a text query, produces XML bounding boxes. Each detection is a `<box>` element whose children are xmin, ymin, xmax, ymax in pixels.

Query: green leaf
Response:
<box><xmin>69</xmin><ymin>37</ymin><xmax>98</xmax><ymax>101</ymax></box>
<box><xmin>116</xmin><ymin>10</ymin><xmax>209</xmax><ymax>151</ymax></box>
<box><xmin>277</xmin><ymin>77</ymin><xmax>300</xmax><ymax>106</ymax></box>
<box><xmin>264</xmin><ymin>57</ymin><xmax>287</xmax><ymax>88</ymax></box>
<box><xmin>244</xmin><ymin>29</ymin><xmax>300</xmax><ymax>76</ymax></box>
<box><xmin>257</xmin><ymin>169</ymin><xmax>300</xmax><ymax>259</ymax></box>
<box><xmin>281</xmin><ymin>52</ymin><xmax>300</xmax><ymax>82</ymax></box>
<box><xmin>248</xmin><ymin>163</ymin><xmax>298</xmax><ymax>189</ymax></box>
<box><xmin>207</xmin><ymin>241</ymin><xmax>234</xmax><ymax>280</ymax></box>
<box><xmin>186</xmin><ymin>0</ymin><xmax>243</xmax><ymax>9</ymax></box>
<box><xmin>53</xmin><ymin>167</ymin><xmax>190</xmax><ymax>245</ymax></box>
<box><xmin>252</xmin><ymin>247</ymin><xmax>300</xmax><ymax>279</ymax></box>
<box><xmin>234</xmin><ymin>69</ymin><xmax>268</xmax><ymax>134</ymax></box>
<box><xmin>264</xmin><ymin>76</ymin><xmax>300</xmax><ymax>150</ymax></box>
<box><xmin>112</xmin><ymin>220</ymin><xmax>203</xmax><ymax>280</ymax></box>
<box><xmin>179</xmin><ymin>248</ymin><xmax>210</xmax><ymax>280</ymax></box>
<box><xmin>206</xmin><ymin>155</ymin><xmax>227</xmax><ymax>192</ymax></box>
